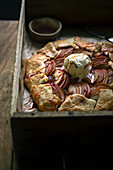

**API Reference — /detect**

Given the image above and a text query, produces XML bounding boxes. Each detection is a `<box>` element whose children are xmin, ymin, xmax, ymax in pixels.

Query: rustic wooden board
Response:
<box><xmin>11</xmin><ymin>112</ymin><xmax>113</xmax><ymax>157</ymax></box>
<box><xmin>0</xmin><ymin>20</ymin><xmax>18</xmax><ymax>170</ymax></box>
<box><xmin>11</xmin><ymin>112</ymin><xmax>113</xmax><ymax>169</ymax></box>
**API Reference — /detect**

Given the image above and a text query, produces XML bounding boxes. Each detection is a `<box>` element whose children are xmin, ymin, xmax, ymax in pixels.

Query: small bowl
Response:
<box><xmin>29</xmin><ymin>17</ymin><xmax>62</xmax><ymax>43</ymax></box>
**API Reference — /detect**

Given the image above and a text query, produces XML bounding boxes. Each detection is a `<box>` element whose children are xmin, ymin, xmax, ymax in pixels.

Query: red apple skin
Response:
<box><xmin>54</xmin><ymin>47</ymin><xmax>73</xmax><ymax>67</ymax></box>
<box><xmin>50</xmin><ymin>83</ymin><xmax>65</xmax><ymax>101</ymax></box>
<box><xmin>68</xmin><ymin>82</ymin><xmax>91</xmax><ymax>98</ymax></box>
<box><xmin>55</xmin><ymin>58</ymin><xmax>64</xmax><ymax>67</ymax></box>
<box><xmin>63</xmin><ymin>75</ymin><xmax>70</xmax><ymax>89</ymax></box>
<box><xmin>45</xmin><ymin>60</ymin><xmax>56</xmax><ymax>76</ymax></box>
<box><xmin>53</xmin><ymin>69</ymin><xmax>64</xmax><ymax>85</ymax></box>
<box><xmin>53</xmin><ymin>69</ymin><xmax>70</xmax><ymax>89</ymax></box>
<box><xmin>54</xmin><ymin>47</ymin><xmax>73</xmax><ymax>60</ymax></box>
<box><xmin>92</xmin><ymin>56</ymin><xmax>109</xmax><ymax>69</ymax></box>
<box><xmin>85</xmin><ymin>83</ymin><xmax>91</xmax><ymax>97</ymax></box>
<box><xmin>59</xmin><ymin>74</ymin><xmax>67</xmax><ymax>89</ymax></box>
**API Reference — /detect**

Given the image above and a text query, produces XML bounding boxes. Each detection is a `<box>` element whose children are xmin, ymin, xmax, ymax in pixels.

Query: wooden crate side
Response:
<box><xmin>10</xmin><ymin>0</ymin><xmax>25</xmax><ymax>117</ymax></box>
<box><xmin>26</xmin><ymin>0</ymin><xmax>113</xmax><ymax>26</ymax></box>
<box><xmin>11</xmin><ymin>112</ymin><xmax>113</xmax><ymax>158</ymax></box>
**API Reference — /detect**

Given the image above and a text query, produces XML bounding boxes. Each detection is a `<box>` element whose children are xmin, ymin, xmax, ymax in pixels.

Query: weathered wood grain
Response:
<box><xmin>0</xmin><ymin>20</ymin><xmax>18</xmax><ymax>170</ymax></box>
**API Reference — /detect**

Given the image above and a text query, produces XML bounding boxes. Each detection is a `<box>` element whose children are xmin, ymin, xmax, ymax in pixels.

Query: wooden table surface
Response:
<box><xmin>0</xmin><ymin>20</ymin><xmax>18</xmax><ymax>170</ymax></box>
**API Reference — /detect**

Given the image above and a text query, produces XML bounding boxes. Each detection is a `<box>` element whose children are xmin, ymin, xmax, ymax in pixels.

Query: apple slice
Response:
<box><xmin>59</xmin><ymin>71</ymin><xmax>70</xmax><ymax>89</ymax></box>
<box><xmin>93</xmin><ymin>62</ymin><xmax>109</xmax><ymax>69</ymax></box>
<box><xmin>93</xmin><ymin>82</ymin><xmax>110</xmax><ymax>88</ymax></box>
<box><xmin>63</xmin><ymin>73</ymin><xmax>70</xmax><ymax>89</ymax></box>
<box><xmin>54</xmin><ymin>49</ymin><xmax>66</xmax><ymax>60</ymax></box>
<box><xmin>54</xmin><ymin>84</ymin><xmax>65</xmax><ymax>101</ymax></box>
<box><xmin>63</xmin><ymin>47</ymin><xmax>74</xmax><ymax>58</ymax></box>
<box><xmin>73</xmin><ymin>49</ymin><xmax>93</xmax><ymax>58</ymax></box>
<box><xmin>45</xmin><ymin>60</ymin><xmax>56</xmax><ymax>76</ymax></box>
<box><xmin>95</xmin><ymin>55</ymin><xmax>108</xmax><ymax>59</ymax></box>
<box><xmin>68</xmin><ymin>84</ymin><xmax>77</xmax><ymax>94</ymax></box>
<box><xmin>54</xmin><ymin>47</ymin><xmax>73</xmax><ymax>67</ymax></box>
<box><xmin>103</xmin><ymin>69</ymin><xmax>109</xmax><ymax>83</ymax></box>
<box><xmin>94</xmin><ymin>70</ymin><xmax>99</xmax><ymax>83</ymax></box>
<box><xmin>96</xmin><ymin>69</ymin><xmax>104</xmax><ymax>83</ymax></box>
<box><xmin>45</xmin><ymin>63</ymin><xmax>52</xmax><ymax>75</ymax></box>
<box><xmin>53</xmin><ymin>69</ymin><xmax>70</xmax><ymax>89</ymax></box>
<box><xmin>99</xmin><ymin>64</ymin><xmax>109</xmax><ymax>69</ymax></box>
<box><xmin>68</xmin><ymin>84</ymin><xmax>80</xmax><ymax>94</ymax></box>
<box><xmin>90</xmin><ymin>90</ymin><xmax>99</xmax><ymax>100</ymax></box>
<box><xmin>54</xmin><ymin>47</ymin><xmax>73</xmax><ymax>60</ymax></box>
<box><xmin>52</xmin><ymin>69</ymin><xmax>64</xmax><ymax>85</ymax></box>
<box><xmin>59</xmin><ymin>73</ymin><xmax>67</xmax><ymax>89</ymax></box>
<box><xmin>75</xmin><ymin>83</ymin><xmax>82</xmax><ymax>94</ymax></box>
<box><xmin>79</xmin><ymin>82</ymin><xmax>91</xmax><ymax>97</ymax></box>
<box><xmin>94</xmin><ymin>69</ymin><xmax>104</xmax><ymax>83</ymax></box>
<box><xmin>90</xmin><ymin>87</ymin><xmax>100</xmax><ymax>100</ymax></box>
<box><xmin>92</xmin><ymin>56</ymin><xmax>109</xmax><ymax>69</ymax></box>
<box><xmin>55</xmin><ymin>58</ymin><xmax>64</xmax><ymax>67</ymax></box>
<box><xmin>50</xmin><ymin>83</ymin><xmax>65</xmax><ymax>101</ymax></box>
<box><xmin>83</xmin><ymin>82</ymin><xmax>91</xmax><ymax>97</ymax></box>
<box><xmin>71</xmin><ymin>84</ymin><xmax>80</xmax><ymax>94</ymax></box>
<box><xmin>68</xmin><ymin>82</ymin><xmax>91</xmax><ymax>97</ymax></box>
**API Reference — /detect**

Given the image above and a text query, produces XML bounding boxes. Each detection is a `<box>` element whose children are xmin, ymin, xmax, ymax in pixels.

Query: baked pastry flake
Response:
<box><xmin>58</xmin><ymin>94</ymin><xmax>96</xmax><ymax>111</ymax></box>
<box><xmin>31</xmin><ymin>84</ymin><xmax>62</xmax><ymax>111</ymax></box>
<box><xmin>95</xmin><ymin>89</ymin><xmax>113</xmax><ymax>111</ymax></box>
<box><xmin>25</xmin><ymin>73</ymin><xmax>48</xmax><ymax>90</ymax></box>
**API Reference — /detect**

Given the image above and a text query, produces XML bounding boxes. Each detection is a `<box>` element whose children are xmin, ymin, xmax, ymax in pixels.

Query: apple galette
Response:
<box><xmin>24</xmin><ymin>36</ymin><xmax>113</xmax><ymax>111</ymax></box>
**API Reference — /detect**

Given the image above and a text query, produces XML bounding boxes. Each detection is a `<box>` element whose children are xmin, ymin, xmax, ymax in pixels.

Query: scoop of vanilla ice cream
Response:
<box><xmin>64</xmin><ymin>53</ymin><xmax>92</xmax><ymax>78</ymax></box>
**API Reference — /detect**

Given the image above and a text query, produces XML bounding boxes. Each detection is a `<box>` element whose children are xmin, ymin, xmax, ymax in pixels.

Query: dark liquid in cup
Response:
<box><xmin>32</xmin><ymin>21</ymin><xmax>58</xmax><ymax>34</ymax></box>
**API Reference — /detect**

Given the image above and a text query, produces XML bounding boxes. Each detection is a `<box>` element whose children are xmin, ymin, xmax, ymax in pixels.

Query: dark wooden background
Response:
<box><xmin>0</xmin><ymin>0</ymin><xmax>21</xmax><ymax>20</ymax></box>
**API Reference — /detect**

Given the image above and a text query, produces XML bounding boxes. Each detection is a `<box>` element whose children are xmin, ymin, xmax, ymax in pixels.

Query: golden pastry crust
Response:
<box><xmin>31</xmin><ymin>84</ymin><xmax>62</xmax><ymax>111</ymax></box>
<box><xmin>58</xmin><ymin>94</ymin><xmax>96</xmax><ymax>111</ymax></box>
<box><xmin>30</xmin><ymin>53</ymin><xmax>50</xmax><ymax>62</ymax></box>
<box><xmin>74</xmin><ymin>36</ymin><xmax>96</xmax><ymax>52</ymax></box>
<box><xmin>54</xmin><ymin>38</ymin><xmax>79</xmax><ymax>49</ymax></box>
<box><xmin>24</xmin><ymin>73</ymin><xmax>48</xmax><ymax>90</ymax></box>
<box><xmin>37</xmin><ymin>42</ymin><xmax>58</xmax><ymax>58</ymax></box>
<box><xmin>26</xmin><ymin>57</ymin><xmax>45</xmax><ymax>77</ymax></box>
<box><xmin>101</xmin><ymin>42</ymin><xmax>113</xmax><ymax>53</ymax></box>
<box><xmin>95</xmin><ymin>89</ymin><xmax>113</xmax><ymax>111</ymax></box>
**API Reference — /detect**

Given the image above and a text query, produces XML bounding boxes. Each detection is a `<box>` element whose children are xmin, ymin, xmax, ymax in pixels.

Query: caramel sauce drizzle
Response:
<box><xmin>27</xmin><ymin>66</ymin><xmax>45</xmax><ymax>78</ymax></box>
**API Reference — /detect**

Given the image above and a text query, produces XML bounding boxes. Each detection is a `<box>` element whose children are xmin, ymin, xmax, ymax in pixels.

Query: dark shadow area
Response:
<box><xmin>0</xmin><ymin>0</ymin><xmax>21</xmax><ymax>20</ymax></box>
